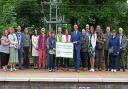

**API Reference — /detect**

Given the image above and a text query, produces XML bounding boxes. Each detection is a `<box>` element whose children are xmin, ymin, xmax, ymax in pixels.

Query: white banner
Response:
<box><xmin>56</xmin><ymin>42</ymin><xmax>74</xmax><ymax>58</ymax></box>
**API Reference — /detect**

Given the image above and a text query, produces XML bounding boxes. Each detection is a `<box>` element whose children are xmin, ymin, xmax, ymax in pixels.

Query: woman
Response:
<box><xmin>8</xmin><ymin>27</ymin><xmax>18</xmax><ymax>72</ymax></box>
<box><xmin>62</xmin><ymin>29</ymin><xmax>71</xmax><ymax>71</ymax></box>
<box><xmin>88</xmin><ymin>26</ymin><xmax>97</xmax><ymax>72</ymax></box>
<box><xmin>109</xmin><ymin>30</ymin><xmax>120</xmax><ymax>72</ymax></box>
<box><xmin>47</xmin><ymin>31</ymin><xmax>56</xmax><ymax>72</ymax></box>
<box><xmin>1</xmin><ymin>30</ymin><xmax>10</xmax><ymax>71</ymax></box>
<box><xmin>23</xmin><ymin>28</ymin><xmax>30</xmax><ymax>68</ymax></box>
<box><xmin>38</xmin><ymin>28</ymin><xmax>47</xmax><ymax>69</ymax></box>
<box><xmin>80</xmin><ymin>29</ymin><xmax>89</xmax><ymax>71</ymax></box>
<box><xmin>32</xmin><ymin>29</ymin><xmax>39</xmax><ymax>69</ymax></box>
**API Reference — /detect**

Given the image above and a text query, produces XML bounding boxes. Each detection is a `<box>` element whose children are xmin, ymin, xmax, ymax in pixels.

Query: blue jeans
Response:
<box><xmin>18</xmin><ymin>48</ymin><xmax>23</xmax><ymax>68</ymax></box>
<box><xmin>48</xmin><ymin>54</ymin><xmax>55</xmax><ymax>70</ymax></box>
<box><xmin>74</xmin><ymin>48</ymin><xmax>80</xmax><ymax>70</ymax></box>
<box><xmin>110</xmin><ymin>54</ymin><xmax>118</xmax><ymax>69</ymax></box>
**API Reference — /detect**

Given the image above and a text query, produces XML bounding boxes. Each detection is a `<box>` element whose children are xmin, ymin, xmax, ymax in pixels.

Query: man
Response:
<box><xmin>38</xmin><ymin>28</ymin><xmax>47</xmax><ymax>69</ymax></box>
<box><xmin>80</xmin><ymin>29</ymin><xmax>89</xmax><ymax>71</ymax></box>
<box><xmin>104</xmin><ymin>26</ymin><xmax>111</xmax><ymax>71</ymax></box>
<box><xmin>85</xmin><ymin>24</ymin><xmax>90</xmax><ymax>37</ymax></box>
<box><xmin>16</xmin><ymin>26</ymin><xmax>25</xmax><ymax>69</ymax></box>
<box><xmin>71</xmin><ymin>24</ymin><xmax>82</xmax><ymax>72</ymax></box>
<box><xmin>95</xmin><ymin>25</ymin><xmax>105</xmax><ymax>71</ymax></box>
<box><xmin>85</xmin><ymin>24</ymin><xmax>90</xmax><ymax>70</ymax></box>
<box><xmin>118</xmin><ymin>27</ymin><xmax>127</xmax><ymax>72</ymax></box>
<box><xmin>23</xmin><ymin>28</ymin><xmax>30</xmax><ymax>69</ymax></box>
<box><xmin>55</xmin><ymin>27</ymin><xmax>63</xmax><ymax>69</ymax></box>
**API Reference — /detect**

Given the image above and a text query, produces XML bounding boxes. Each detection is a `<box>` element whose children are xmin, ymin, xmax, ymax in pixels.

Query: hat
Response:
<box><xmin>41</xmin><ymin>28</ymin><xmax>45</xmax><ymax>32</ymax></box>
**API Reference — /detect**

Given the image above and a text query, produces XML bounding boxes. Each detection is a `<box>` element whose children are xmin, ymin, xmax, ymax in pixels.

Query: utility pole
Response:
<box><xmin>45</xmin><ymin>0</ymin><xmax>67</xmax><ymax>32</ymax></box>
<box><xmin>49</xmin><ymin>0</ymin><xmax>52</xmax><ymax>31</ymax></box>
<box><xmin>56</xmin><ymin>0</ymin><xmax>59</xmax><ymax>34</ymax></box>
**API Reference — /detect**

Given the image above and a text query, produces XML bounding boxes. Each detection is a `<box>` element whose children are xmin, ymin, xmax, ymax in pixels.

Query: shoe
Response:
<box><xmin>123</xmin><ymin>68</ymin><xmax>125</xmax><ymax>72</ymax></box>
<box><xmin>113</xmin><ymin>69</ymin><xmax>117</xmax><ymax>72</ymax></box>
<box><xmin>2</xmin><ymin>66</ymin><xmax>7</xmax><ymax>72</ymax></box>
<box><xmin>10</xmin><ymin>68</ymin><xmax>13</xmax><ymax>72</ymax></box>
<box><xmin>13</xmin><ymin>68</ymin><xmax>17</xmax><ymax>71</ymax></box>
<box><xmin>111</xmin><ymin>69</ymin><xmax>114</xmax><ymax>72</ymax></box>
<box><xmin>52</xmin><ymin>69</ymin><xmax>55</xmax><ymax>72</ymax></box>
<box><xmin>89</xmin><ymin>69</ymin><xmax>94</xmax><ymax>72</ymax></box>
<box><xmin>89</xmin><ymin>69</ymin><xmax>92</xmax><ymax>72</ymax></box>
<box><xmin>91</xmin><ymin>69</ymin><xmax>95</xmax><ymax>72</ymax></box>
<box><xmin>49</xmin><ymin>69</ymin><xmax>52</xmax><ymax>72</ymax></box>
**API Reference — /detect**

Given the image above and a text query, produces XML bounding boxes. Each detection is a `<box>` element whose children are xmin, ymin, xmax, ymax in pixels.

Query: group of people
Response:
<box><xmin>0</xmin><ymin>24</ymin><xmax>127</xmax><ymax>73</ymax></box>
<box><xmin>0</xmin><ymin>26</ymin><xmax>30</xmax><ymax>71</ymax></box>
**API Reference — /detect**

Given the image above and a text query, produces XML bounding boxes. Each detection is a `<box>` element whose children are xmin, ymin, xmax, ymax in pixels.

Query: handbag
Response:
<box><xmin>109</xmin><ymin>47</ymin><xmax>113</xmax><ymax>54</ymax></box>
<box><xmin>49</xmin><ymin>49</ymin><xmax>55</xmax><ymax>54</ymax></box>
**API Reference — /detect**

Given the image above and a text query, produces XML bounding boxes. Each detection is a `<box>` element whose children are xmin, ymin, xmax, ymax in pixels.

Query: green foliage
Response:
<box><xmin>0</xmin><ymin>0</ymin><xmax>128</xmax><ymax>35</ymax></box>
<box><xmin>60</xmin><ymin>0</ymin><xmax>128</xmax><ymax>33</ymax></box>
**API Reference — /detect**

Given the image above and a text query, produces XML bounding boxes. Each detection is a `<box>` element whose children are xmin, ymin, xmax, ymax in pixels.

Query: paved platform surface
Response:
<box><xmin>0</xmin><ymin>69</ymin><xmax>127</xmax><ymax>82</ymax></box>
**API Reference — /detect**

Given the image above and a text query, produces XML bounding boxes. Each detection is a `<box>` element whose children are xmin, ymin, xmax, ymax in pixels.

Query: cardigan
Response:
<box><xmin>62</xmin><ymin>35</ymin><xmax>71</xmax><ymax>43</ymax></box>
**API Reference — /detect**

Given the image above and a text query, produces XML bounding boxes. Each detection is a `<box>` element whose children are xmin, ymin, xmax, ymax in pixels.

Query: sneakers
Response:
<box><xmin>113</xmin><ymin>69</ymin><xmax>117</xmax><ymax>72</ymax></box>
<box><xmin>13</xmin><ymin>68</ymin><xmax>17</xmax><ymax>71</ymax></box>
<box><xmin>49</xmin><ymin>69</ymin><xmax>52</xmax><ymax>72</ymax></box>
<box><xmin>2</xmin><ymin>66</ymin><xmax>7</xmax><ymax>72</ymax></box>
<box><xmin>10</xmin><ymin>64</ymin><xmax>17</xmax><ymax>72</ymax></box>
<box><xmin>111</xmin><ymin>69</ymin><xmax>117</xmax><ymax>72</ymax></box>
<box><xmin>48</xmin><ymin>68</ymin><xmax>55</xmax><ymax>72</ymax></box>
<box><xmin>111</xmin><ymin>69</ymin><xmax>114</xmax><ymax>72</ymax></box>
<box><xmin>10</xmin><ymin>67</ymin><xmax>13</xmax><ymax>72</ymax></box>
<box><xmin>89</xmin><ymin>68</ymin><xmax>95</xmax><ymax>72</ymax></box>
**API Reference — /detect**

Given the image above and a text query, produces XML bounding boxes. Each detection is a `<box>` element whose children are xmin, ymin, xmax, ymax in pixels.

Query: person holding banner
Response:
<box><xmin>71</xmin><ymin>24</ymin><xmax>82</xmax><ymax>73</ymax></box>
<box><xmin>56</xmin><ymin>27</ymin><xmax>63</xmax><ymax>69</ymax></box>
<box><xmin>62</xmin><ymin>29</ymin><xmax>71</xmax><ymax>71</ymax></box>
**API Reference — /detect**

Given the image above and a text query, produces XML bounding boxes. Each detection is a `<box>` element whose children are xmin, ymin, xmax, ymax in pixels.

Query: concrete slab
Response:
<box><xmin>0</xmin><ymin>69</ymin><xmax>127</xmax><ymax>82</ymax></box>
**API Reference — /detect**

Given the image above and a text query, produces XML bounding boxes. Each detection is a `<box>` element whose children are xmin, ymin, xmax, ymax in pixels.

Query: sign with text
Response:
<box><xmin>56</xmin><ymin>42</ymin><xmax>73</xmax><ymax>58</ymax></box>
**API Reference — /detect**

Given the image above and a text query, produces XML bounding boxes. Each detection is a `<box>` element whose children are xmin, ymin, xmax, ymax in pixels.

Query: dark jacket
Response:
<box><xmin>104</xmin><ymin>33</ymin><xmax>111</xmax><ymax>50</ymax></box>
<box><xmin>109</xmin><ymin>36</ymin><xmax>120</xmax><ymax>56</ymax></box>
<box><xmin>48</xmin><ymin>37</ymin><xmax>56</xmax><ymax>50</ymax></box>
<box><xmin>96</xmin><ymin>31</ymin><xmax>105</xmax><ymax>50</ymax></box>
<box><xmin>81</xmin><ymin>35</ymin><xmax>89</xmax><ymax>52</ymax></box>
<box><xmin>70</xmin><ymin>31</ymin><xmax>82</xmax><ymax>50</ymax></box>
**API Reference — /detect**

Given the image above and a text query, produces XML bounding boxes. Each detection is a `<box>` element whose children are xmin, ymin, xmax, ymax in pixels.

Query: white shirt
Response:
<box><xmin>89</xmin><ymin>33</ymin><xmax>97</xmax><ymax>49</ymax></box>
<box><xmin>32</xmin><ymin>35</ymin><xmax>39</xmax><ymax>56</ymax></box>
<box><xmin>8</xmin><ymin>33</ymin><xmax>18</xmax><ymax>48</ymax></box>
<box><xmin>62</xmin><ymin>35</ymin><xmax>71</xmax><ymax>43</ymax></box>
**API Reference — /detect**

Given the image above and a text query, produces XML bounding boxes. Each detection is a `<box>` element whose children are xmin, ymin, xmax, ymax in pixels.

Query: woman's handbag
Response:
<box><xmin>49</xmin><ymin>49</ymin><xmax>56</xmax><ymax>54</ymax></box>
<box><xmin>109</xmin><ymin>47</ymin><xmax>113</xmax><ymax>54</ymax></box>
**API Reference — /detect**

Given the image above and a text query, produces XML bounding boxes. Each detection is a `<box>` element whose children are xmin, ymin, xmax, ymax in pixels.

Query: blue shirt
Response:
<box><xmin>16</xmin><ymin>32</ymin><xmax>25</xmax><ymax>49</ymax></box>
